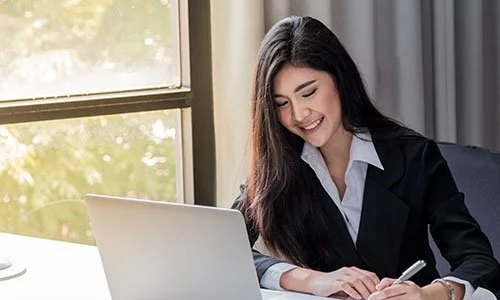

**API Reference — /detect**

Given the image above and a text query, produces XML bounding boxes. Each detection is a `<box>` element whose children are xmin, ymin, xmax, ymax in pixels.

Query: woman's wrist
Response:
<box><xmin>423</xmin><ymin>280</ymin><xmax>465</xmax><ymax>300</ymax></box>
<box><xmin>422</xmin><ymin>282</ymin><xmax>451</xmax><ymax>299</ymax></box>
<box><xmin>279</xmin><ymin>267</ymin><xmax>321</xmax><ymax>294</ymax></box>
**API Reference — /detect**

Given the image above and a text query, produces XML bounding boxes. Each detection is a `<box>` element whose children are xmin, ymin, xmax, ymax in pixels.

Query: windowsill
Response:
<box><xmin>0</xmin><ymin>232</ymin><xmax>111</xmax><ymax>299</ymax></box>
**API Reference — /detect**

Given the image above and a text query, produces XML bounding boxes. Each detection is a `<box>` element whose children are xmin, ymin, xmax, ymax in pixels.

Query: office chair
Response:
<box><xmin>430</xmin><ymin>142</ymin><xmax>500</xmax><ymax>291</ymax></box>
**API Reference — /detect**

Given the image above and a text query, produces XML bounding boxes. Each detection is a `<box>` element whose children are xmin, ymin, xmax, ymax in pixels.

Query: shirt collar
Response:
<box><xmin>301</xmin><ymin>131</ymin><xmax>384</xmax><ymax>170</ymax></box>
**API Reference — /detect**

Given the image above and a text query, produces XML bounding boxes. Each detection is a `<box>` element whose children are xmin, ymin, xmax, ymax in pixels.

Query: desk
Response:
<box><xmin>0</xmin><ymin>233</ymin><xmax>331</xmax><ymax>300</ymax></box>
<box><xmin>0</xmin><ymin>232</ymin><xmax>111</xmax><ymax>299</ymax></box>
<box><xmin>3</xmin><ymin>233</ymin><xmax>494</xmax><ymax>300</ymax></box>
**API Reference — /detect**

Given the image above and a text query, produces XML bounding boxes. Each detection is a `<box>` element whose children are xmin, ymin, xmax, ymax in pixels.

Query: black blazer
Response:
<box><xmin>233</xmin><ymin>132</ymin><xmax>500</xmax><ymax>295</ymax></box>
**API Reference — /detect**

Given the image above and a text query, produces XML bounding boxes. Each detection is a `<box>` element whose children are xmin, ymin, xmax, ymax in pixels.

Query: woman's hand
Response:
<box><xmin>311</xmin><ymin>267</ymin><xmax>380</xmax><ymax>299</ymax></box>
<box><xmin>367</xmin><ymin>278</ymin><xmax>433</xmax><ymax>300</ymax></box>
<box><xmin>281</xmin><ymin>266</ymin><xmax>380</xmax><ymax>299</ymax></box>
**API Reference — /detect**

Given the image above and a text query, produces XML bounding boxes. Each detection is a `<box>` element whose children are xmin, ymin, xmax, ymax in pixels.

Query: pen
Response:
<box><xmin>391</xmin><ymin>260</ymin><xmax>427</xmax><ymax>286</ymax></box>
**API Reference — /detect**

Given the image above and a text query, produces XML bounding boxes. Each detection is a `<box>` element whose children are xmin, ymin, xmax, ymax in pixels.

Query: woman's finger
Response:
<box><xmin>368</xmin><ymin>283</ymin><xmax>408</xmax><ymax>300</ymax></box>
<box><xmin>334</xmin><ymin>273</ymin><xmax>371</xmax><ymax>298</ymax></box>
<box><xmin>375</xmin><ymin>277</ymin><xmax>396</xmax><ymax>291</ymax></box>
<box><xmin>357</xmin><ymin>268</ymin><xmax>381</xmax><ymax>285</ymax></box>
<box><xmin>336</xmin><ymin>281</ymin><xmax>363</xmax><ymax>300</ymax></box>
<box><xmin>347</xmin><ymin>276</ymin><xmax>372</xmax><ymax>299</ymax></box>
<box><xmin>346</xmin><ymin>267</ymin><xmax>380</xmax><ymax>292</ymax></box>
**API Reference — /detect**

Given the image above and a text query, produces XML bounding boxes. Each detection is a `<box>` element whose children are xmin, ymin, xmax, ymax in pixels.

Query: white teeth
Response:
<box><xmin>302</xmin><ymin>118</ymin><xmax>322</xmax><ymax>130</ymax></box>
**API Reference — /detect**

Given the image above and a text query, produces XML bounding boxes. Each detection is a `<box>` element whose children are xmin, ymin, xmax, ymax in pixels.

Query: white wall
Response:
<box><xmin>210</xmin><ymin>0</ymin><xmax>265</xmax><ymax>207</ymax></box>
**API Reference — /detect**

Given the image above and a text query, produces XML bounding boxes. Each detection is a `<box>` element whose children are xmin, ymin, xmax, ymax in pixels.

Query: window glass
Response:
<box><xmin>0</xmin><ymin>0</ymin><xmax>180</xmax><ymax>101</ymax></box>
<box><xmin>0</xmin><ymin>110</ymin><xmax>180</xmax><ymax>245</ymax></box>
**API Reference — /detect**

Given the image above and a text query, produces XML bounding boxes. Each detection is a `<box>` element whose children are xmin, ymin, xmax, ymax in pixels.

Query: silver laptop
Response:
<box><xmin>85</xmin><ymin>194</ymin><xmax>289</xmax><ymax>300</ymax></box>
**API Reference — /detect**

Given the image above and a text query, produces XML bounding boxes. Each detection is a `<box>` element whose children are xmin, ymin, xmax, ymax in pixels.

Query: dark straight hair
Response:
<box><xmin>241</xmin><ymin>16</ymin><xmax>404</xmax><ymax>268</ymax></box>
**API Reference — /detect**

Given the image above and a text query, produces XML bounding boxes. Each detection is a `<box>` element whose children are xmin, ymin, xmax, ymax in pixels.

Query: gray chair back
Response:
<box><xmin>430</xmin><ymin>142</ymin><xmax>500</xmax><ymax>278</ymax></box>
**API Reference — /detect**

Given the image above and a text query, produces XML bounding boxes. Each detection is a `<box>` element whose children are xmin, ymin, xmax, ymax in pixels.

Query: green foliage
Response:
<box><xmin>0</xmin><ymin>0</ymin><xmax>173</xmax><ymax>75</ymax></box>
<box><xmin>0</xmin><ymin>1</ymin><xmax>179</xmax><ymax>245</ymax></box>
<box><xmin>0</xmin><ymin>111</ymin><xmax>178</xmax><ymax>245</ymax></box>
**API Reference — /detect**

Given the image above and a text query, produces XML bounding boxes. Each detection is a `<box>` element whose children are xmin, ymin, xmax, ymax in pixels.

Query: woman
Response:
<box><xmin>232</xmin><ymin>16</ymin><xmax>500</xmax><ymax>300</ymax></box>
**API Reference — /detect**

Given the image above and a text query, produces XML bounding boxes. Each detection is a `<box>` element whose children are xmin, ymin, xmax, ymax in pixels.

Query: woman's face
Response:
<box><xmin>273</xmin><ymin>64</ymin><xmax>344</xmax><ymax>148</ymax></box>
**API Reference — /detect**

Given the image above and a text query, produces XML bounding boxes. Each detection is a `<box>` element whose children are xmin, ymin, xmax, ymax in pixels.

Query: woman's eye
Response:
<box><xmin>302</xmin><ymin>88</ymin><xmax>317</xmax><ymax>98</ymax></box>
<box><xmin>275</xmin><ymin>100</ymin><xmax>288</xmax><ymax>108</ymax></box>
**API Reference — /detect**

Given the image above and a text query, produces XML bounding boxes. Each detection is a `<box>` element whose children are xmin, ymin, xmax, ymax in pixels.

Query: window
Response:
<box><xmin>0</xmin><ymin>0</ymin><xmax>180</xmax><ymax>100</ymax></box>
<box><xmin>0</xmin><ymin>0</ymin><xmax>215</xmax><ymax>245</ymax></box>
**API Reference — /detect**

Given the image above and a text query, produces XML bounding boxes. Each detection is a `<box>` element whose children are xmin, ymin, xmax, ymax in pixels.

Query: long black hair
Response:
<box><xmin>242</xmin><ymin>16</ymin><xmax>404</xmax><ymax>269</ymax></box>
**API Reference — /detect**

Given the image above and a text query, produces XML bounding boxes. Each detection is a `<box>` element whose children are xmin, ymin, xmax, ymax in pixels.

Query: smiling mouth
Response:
<box><xmin>301</xmin><ymin>117</ymin><xmax>324</xmax><ymax>131</ymax></box>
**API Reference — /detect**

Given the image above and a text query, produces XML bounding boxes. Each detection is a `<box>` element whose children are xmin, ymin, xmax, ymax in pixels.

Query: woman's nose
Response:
<box><xmin>292</xmin><ymin>103</ymin><xmax>311</xmax><ymax>123</ymax></box>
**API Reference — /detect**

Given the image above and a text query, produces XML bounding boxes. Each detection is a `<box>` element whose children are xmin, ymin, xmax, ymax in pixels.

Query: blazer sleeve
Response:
<box><xmin>423</xmin><ymin>140</ymin><xmax>500</xmax><ymax>293</ymax></box>
<box><xmin>231</xmin><ymin>185</ymin><xmax>283</xmax><ymax>280</ymax></box>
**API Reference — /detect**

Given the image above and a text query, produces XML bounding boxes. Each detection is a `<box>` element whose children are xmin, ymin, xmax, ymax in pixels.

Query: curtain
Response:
<box><xmin>210</xmin><ymin>0</ymin><xmax>500</xmax><ymax>206</ymax></box>
<box><xmin>264</xmin><ymin>0</ymin><xmax>500</xmax><ymax>150</ymax></box>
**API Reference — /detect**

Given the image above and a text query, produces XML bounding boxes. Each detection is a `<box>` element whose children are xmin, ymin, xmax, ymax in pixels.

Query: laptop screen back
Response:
<box><xmin>85</xmin><ymin>194</ymin><xmax>262</xmax><ymax>300</ymax></box>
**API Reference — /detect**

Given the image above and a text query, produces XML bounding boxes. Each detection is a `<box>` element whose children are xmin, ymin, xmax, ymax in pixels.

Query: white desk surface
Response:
<box><xmin>4</xmin><ymin>233</ymin><xmax>492</xmax><ymax>300</ymax></box>
<box><xmin>0</xmin><ymin>233</ymin><xmax>332</xmax><ymax>300</ymax></box>
<box><xmin>0</xmin><ymin>232</ymin><xmax>111</xmax><ymax>299</ymax></box>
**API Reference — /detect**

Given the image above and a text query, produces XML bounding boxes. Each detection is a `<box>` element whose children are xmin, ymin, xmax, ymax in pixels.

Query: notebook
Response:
<box><xmin>85</xmin><ymin>194</ymin><xmax>314</xmax><ymax>300</ymax></box>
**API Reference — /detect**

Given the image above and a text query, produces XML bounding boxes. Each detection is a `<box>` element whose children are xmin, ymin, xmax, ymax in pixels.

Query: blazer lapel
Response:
<box><xmin>304</xmin><ymin>163</ymin><xmax>367</xmax><ymax>269</ymax></box>
<box><xmin>355</xmin><ymin>137</ymin><xmax>409</xmax><ymax>277</ymax></box>
<box><xmin>320</xmin><ymin>188</ymin><xmax>367</xmax><ymax>268</ymax></box>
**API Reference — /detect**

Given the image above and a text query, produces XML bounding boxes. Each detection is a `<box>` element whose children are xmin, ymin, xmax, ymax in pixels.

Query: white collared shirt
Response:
<box><xmin>259</xmin><ymin>132</ymin><xmax>474</xmax><ymax>298</ymax></box>
<box><xmin>300</xmin><ymin>132</ymin><xmax>383</xmax><ymax>242</ymax></box>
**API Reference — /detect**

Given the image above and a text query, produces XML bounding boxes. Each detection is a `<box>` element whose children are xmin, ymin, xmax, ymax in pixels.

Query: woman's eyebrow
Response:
<box><xmin>293</xmin><ymin>79</ymin><xmax>317</xmax><ymax>93</ymax></box>
<box><xmin>274</xmin><ymin>79</ymin><xmax>317</xmax><ymax>98</ymax></box>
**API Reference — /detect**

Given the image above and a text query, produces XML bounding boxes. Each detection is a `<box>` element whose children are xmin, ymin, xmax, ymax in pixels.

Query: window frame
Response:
<box><xmin>0</xmin><ymin>0</ymin><xmax>215</xmax><ymax>207</ymax></box>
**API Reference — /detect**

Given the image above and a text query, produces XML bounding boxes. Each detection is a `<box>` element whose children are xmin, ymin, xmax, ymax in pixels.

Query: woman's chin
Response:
<box><xmin>303</xmin><ymin>137</ymin><xmax>326</xmax><ymax>148</ymax></box>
